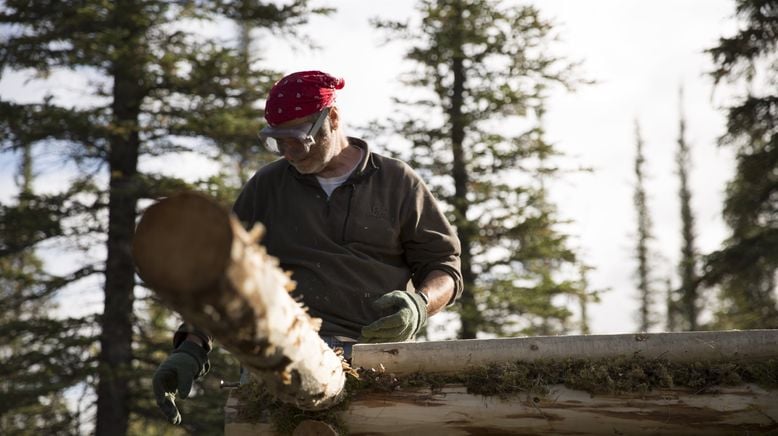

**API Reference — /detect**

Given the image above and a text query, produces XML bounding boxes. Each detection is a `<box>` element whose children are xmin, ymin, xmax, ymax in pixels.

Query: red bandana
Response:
<box><xmin>264</xmin><ymin>70</ymin><xmax>345</xmax><ymax>126</ymax></box>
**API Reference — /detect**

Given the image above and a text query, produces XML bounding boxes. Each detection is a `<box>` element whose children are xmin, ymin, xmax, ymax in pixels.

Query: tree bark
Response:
<box><xmin>133</xmin><ymin>193</ymin><xmax>346</xmax><ymax>410</ymax></box>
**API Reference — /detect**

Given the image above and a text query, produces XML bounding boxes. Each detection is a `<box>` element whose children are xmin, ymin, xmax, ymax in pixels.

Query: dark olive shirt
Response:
<box><xmin>231</xmin><ymin>137</ymin><xmax>463</xmax><ymax>339</ymax></box>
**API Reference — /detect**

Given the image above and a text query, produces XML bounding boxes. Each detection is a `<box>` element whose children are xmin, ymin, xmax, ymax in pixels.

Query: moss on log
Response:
<box><xmin>228</xmin><ymin>355</ymin><xmax>778</xmax><ymax>435</ymax></box>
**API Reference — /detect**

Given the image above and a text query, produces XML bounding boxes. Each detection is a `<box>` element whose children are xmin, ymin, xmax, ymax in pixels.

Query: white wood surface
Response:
<box><xmin>351</xmin><ymin>330</ymin><xmax>778</xmax><ymax>375</ymax></box>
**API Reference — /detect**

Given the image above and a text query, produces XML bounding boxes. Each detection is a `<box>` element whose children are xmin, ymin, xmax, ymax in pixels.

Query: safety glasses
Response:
<box><xmin>258</xmin><ymin>107</ymin><xmax>331</xmax><ymax>156</ymax></box>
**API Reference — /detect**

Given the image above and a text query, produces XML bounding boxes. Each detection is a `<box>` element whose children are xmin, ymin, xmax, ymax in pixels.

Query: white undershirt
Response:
<box><xmin>316</xmin><ymin>149</ymin><xmax>364</xmax><ymax>198</ymax></box>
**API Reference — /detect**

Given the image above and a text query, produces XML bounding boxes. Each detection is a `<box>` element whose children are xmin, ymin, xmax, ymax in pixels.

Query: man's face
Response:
<box><xmin>275</xmin><ymin>111</ymin><xmax>335</xmax><ymax>174</ymax></box>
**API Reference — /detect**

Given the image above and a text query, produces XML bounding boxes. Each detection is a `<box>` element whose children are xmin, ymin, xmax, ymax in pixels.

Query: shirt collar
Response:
<box><xmin>287</xmin><ymin>136</ymin><xmax>377</xmax><ymax>183</ymax></box>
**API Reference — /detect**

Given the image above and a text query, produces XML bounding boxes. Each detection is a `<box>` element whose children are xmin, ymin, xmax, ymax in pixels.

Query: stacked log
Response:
<box><xmin>228</xmin><ymin>330</ymin><xmax>778</xmax><ymax>435</ymax></box>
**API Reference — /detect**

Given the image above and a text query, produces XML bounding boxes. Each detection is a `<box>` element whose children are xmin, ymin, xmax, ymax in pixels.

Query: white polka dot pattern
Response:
<box><xmin>264</xmin><ymin>70</ymin><xmax>345</xmax><ymax>126</ymax></box>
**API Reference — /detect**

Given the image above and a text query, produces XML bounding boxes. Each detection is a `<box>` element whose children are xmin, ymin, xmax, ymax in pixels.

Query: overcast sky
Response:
<box><xmin>0</xmin><ymin>0</ymin><xmax>740</xmax><ymax>335</ymax></box>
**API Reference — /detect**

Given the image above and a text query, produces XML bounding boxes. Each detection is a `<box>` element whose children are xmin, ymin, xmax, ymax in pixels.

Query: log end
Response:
<box><xmin>133</xmin><ymin>192</ymin><xmax>233</xmax><ymax>295</ymax></box>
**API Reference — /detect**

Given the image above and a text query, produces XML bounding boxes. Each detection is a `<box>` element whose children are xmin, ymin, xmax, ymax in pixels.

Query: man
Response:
<box><xmin>152</xmin><ymin>70</ymin><xmax>463</xmax><ymax>424</ymax></box>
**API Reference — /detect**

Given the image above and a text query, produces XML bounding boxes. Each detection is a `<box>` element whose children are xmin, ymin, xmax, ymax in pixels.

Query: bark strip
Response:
<box><xmin>133</xmin><ymin>192</ymin><xmax>345</xmax><ymax>410</ymax></box>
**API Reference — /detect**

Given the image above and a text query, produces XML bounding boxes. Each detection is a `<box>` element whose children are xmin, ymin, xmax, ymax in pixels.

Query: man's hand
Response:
<box><xmin>361</xmin><ymin>290</ymin><xmax>428</xmax><ymax>343</ymax></box>
<box><xmin>152</xmin><ymin>341</ymin><xmax>208</xmax><ymax>425</ymax></box>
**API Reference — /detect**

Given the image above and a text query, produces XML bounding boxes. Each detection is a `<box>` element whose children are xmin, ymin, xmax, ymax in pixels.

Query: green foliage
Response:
<box><xmin>0</xmin><ymin>147</ymin><xmax>93</xmax><ymax>436</ymax></box>
<box><xmin>0</xmin><ymin>193</ymin><xmax>63</xmax><ymax>258</ymax></box>
<box><xmin>0</xmin><ymin>0</ymin><xmax>330</xmax><ymax>432</ymax></box>
<box><xmin>703</xmin><ymin>0</ymin><xmax>778</xmax><ymax>328</ymax></box>
<box><xmin>0</xmin><ymin>396</ymin><xmax>80</xmax><ymax>436</ymax></box>
<box><xmin>372</xmin><ymin>0</ymin><xmax>591</xmax><ymax>338</ymax></box>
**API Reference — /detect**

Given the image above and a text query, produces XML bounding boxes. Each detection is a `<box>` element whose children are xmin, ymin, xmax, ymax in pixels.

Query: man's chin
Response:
<box><xmin>290</xmin><ymin>160</ymin><xmax>319</xmax><ymax>174</ymax></box>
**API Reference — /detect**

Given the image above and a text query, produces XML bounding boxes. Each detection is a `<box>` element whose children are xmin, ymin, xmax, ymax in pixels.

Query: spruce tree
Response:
<box><xmin>665</xmin><ymin>278</ymin><xmax>679</xmax><ymax>332</ymax></box>
<box><xmin>373</xmin><ymin>0</ymin><xmax>589</xmax><ymax>338</ymax></box>
<box><xmin>633</xmin><ymin>121</ymin><xmax>655</xmax><ymax>332</ymax></box>
<box><xmin>577</xmin><ymin>265</ymin><xmax>599</xmax><ymax>335</ymax></box>
<box><xmin>703</xmin><ymin>0</ymin><xmax>778</xmax><ymax>328</ymax></box>
<box><xmin>0</xmin><ymin>144</ymin><xmax>88</xmax><ymax>435</ymax></box>
<box><xmin>0</xmin><ymin>1</ymin><xmax>329</xmax><ymax>433</ymax></box>
<box><xmin>675</xmin><ymin>88</ymin><xmax>700</xmax><ymax>331</ymax></box>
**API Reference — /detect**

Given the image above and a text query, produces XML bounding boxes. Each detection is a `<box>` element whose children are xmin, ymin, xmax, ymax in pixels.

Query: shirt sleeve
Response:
<box><xmin>172</xmin><ymin>323</ymin><xmax>212</xmax><ymax>379</ymax></box>
<box><xmin>232</xmin><ymin>172</ymin><xmax>259</xmax><ymax>229</ymax></box>
<box><xmin>400</xmin><ymin>175</ymin><xmax>464</xmax><ymax>304</ymax></box>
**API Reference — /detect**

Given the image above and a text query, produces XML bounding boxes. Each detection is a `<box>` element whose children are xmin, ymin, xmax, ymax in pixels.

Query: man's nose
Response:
<box><xmin>281</xmin><ymin>143</ymin><xmax>305</xmax><ymax>160</ymax></box>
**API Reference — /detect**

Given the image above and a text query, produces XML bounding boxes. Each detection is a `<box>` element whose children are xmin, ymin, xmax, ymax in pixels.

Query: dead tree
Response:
<box><xmin>133</xmin><ymin>192</ymin><xmax>346</xmax><ymax>410</ymax></box>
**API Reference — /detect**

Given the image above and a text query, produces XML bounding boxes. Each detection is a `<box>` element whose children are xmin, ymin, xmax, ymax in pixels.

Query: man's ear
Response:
<box><xmin>329</xmin><ymin>106</ymin><xmax>340</xmax><ymax>130</ymax></box>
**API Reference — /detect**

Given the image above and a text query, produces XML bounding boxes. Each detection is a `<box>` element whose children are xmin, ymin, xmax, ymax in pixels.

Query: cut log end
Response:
<box><xmin>133</xmin><ymin>192</ymin><xmax>234</xmax><ymax>295</ymax></box>
<box><xmin>136</xmin><ymin>192</ymin><xmax>347</xmax><ymax>411</ymax></box>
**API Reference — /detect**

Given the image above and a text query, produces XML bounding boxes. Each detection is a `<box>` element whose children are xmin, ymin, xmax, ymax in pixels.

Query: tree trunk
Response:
<box><xmin>96</xmin><ymin>2</ymin><xmax>143</xmax><ymax>432</ymax></box>
<box><xmin>447</xmin><ymin>1</ymin><xmax>479</xmax><ymax>340</ymax></box>
<box><xmin>132</xmin><ymin>193</ymin><xmax>346</xmax><ymax>410</ymax></box>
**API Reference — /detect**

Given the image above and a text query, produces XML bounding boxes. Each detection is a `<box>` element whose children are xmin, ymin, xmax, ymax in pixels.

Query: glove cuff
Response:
<box><xmin>408</xmin><ymin>291</ymin><xmax>428</xmax><ymax>334</ymax></box>
<box><xmin>173</xmin><ymin>323</ymin><xmax>213</xmax><ymax>352</ymax></box>
<box><xmin>173</xmin><ymin>340</ymin><xmax>211</xmax><ymax>379</ymax></box>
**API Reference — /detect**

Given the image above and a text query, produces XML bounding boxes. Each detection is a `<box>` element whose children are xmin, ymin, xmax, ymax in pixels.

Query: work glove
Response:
<box><xmin>152</xmin><ymin>341</ymin><xmax>209</xmax><ymax>425</ymax></box>
<box><xmin>361</xmin><ymin>290</ymin><xmax>428</xmax><ymax>343</ymax></box>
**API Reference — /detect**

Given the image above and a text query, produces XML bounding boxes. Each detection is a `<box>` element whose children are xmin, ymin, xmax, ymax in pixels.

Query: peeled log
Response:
<box><xmin>352</xmin><ymin>330</ymin><xmax>778</xmax><ymax>375</ymax></box>
<box><xmin>132</xmin><ymin>192</ymin><xmax>345</xmax><ymax>410</ymax></box>
<box><xmin>334</xmin><ymin>383</ymin><xmax>778</xmax><ymax>435</ymax></box>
